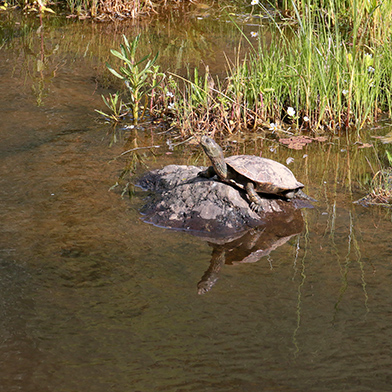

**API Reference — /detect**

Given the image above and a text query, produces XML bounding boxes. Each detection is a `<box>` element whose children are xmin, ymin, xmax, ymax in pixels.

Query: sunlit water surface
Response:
<box><xmin>1</xmin><ymin>10</ymin><xmax>392</xmax><ymax>392</ymax></box>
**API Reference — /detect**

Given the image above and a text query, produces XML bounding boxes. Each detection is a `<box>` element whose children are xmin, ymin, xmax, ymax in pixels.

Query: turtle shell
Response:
<box><xmin>225</xmin><ymin>155</ymin><xmax>304</xmax><ymax>195</ymax></box>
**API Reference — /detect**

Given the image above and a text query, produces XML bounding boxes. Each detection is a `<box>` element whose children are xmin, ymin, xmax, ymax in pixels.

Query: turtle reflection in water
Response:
<box><xmin>199</xmin><ymin>136</ymin><xmax>314</xmax><ymax>213</ymax></box>
<box><xmin>197</xmin><ymin>209</ymin><xmax>304</xmax><ymax>294</ymax></box>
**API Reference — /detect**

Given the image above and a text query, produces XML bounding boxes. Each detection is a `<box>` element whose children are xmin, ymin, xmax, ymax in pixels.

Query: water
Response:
<box><xmin>1</xmin><ymin>9</ymin><xmax>392</xmax><ymax>392</ymax></box>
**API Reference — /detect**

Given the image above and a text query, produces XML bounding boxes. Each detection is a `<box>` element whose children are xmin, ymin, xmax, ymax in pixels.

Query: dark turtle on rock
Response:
<box><xmin>198</xmin><ymin>136</ymin><xmax>314</xmax><ymax>212</ymax></box>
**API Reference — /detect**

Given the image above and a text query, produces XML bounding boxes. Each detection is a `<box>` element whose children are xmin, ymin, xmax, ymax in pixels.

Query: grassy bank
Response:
<box><xmin>98</xmin><ymin>0</ymin><xmax>392</xmax><ymax>137</ymax></box>
<box><xmin>2</xmin><ymin>0</ymin><xmax>228</xmax><ymax>20</ymax></box>
<box><xmin>5</xmin><ymin>0</ymin><xmax>392</xmax><ymax>137</ymax></box>
<box><xmin>168</xmin><ymin>0</ymin><xmax>392</xmax><ymax>136</ymax></box>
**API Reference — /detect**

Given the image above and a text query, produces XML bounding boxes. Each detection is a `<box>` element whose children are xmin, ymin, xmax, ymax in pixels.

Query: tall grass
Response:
<box><xmin>165</xmin><ymin>0</ymin><xmax>392</xmax><ymax>136</ymax></box>
<box><xmin>94</xmin><ymin>0</ymin><xmax>392</xmax><ymax>136</ymax></box>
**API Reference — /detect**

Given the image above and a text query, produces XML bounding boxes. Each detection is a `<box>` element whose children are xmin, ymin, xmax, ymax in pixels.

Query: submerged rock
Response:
<box><xmin>137</xmin><ymin>164</ymin><xmax>312</xmax><ymax>237</ymax></box>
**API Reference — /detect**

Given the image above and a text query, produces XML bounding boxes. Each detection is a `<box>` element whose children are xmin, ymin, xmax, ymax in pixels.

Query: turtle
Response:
<box><xmin>198</xmin><ymin>136</ymin><xmax>313</xmax><ymax>212</ymax></box>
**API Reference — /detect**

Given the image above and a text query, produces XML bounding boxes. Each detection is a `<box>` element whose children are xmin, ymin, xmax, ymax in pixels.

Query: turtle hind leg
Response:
<box><xmin>284</xmin><ymin>190</ymin><xmax>296</xmax><ymax>200</ymax></box>
<box><xmin>246</xmin><ymin>182</ymin><xmax>264</xmax><ymax>212</ymax></box>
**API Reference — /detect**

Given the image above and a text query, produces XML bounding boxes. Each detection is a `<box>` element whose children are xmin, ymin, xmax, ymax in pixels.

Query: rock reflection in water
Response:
<box><xmin>197</xmin><ymin>209</ymin><xmax>305</xmax><ymax>294</ymax></box>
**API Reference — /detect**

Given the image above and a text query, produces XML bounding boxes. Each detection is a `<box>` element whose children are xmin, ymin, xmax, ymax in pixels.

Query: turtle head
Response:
<box><xmin>200</xmin><ymin>136</ymin><xmax>227</xmax><ymax>179</ymax></box>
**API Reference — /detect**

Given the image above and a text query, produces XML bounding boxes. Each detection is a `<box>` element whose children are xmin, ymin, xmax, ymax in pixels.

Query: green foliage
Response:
<box><xmin>102</xmin><ymin>34</ymin><xmax>164</xmax><ymax>124</ymax></box>
<box><xmin>95</xmin><ymin>92</ymin><xmax>127</xmax><ymax>122</ymax></box>
<box><xmin>88</xmin><ymin>1</ymin><xmax>392</xmax><ymax>135</ymax></box>
<box><xmin>65</xmin><ymin>0</ymin><xmax>97</xmax><ymax>16</ymax></box>
<box><xmin>21</xmin><ymin>0</ymin><xmax>55</xmax><ymax>14</ymax></box>
<box><xmin>387</xmin><ymin>150</ymin><xmax>392</xmax><ymax>166</ymax></box>
<box><xmin>165</xmin><ymin>0</ymin><xmax>392</xmax><ymax>136</ymax></box>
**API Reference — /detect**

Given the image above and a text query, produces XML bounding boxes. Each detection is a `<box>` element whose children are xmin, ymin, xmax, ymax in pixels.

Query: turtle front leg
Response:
<box><xmin>198</xmin><ymin>165</ymin><xmax>217</xmax><ymax>178</ymax></box>
<box><xmin>246</xmin><ymin>182</ymin><xmax>264</xmax><ymax>212</ymax></box>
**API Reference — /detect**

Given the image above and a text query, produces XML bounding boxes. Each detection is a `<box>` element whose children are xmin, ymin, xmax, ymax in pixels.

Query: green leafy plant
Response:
<box><xmin>106</xmin><ymin>34</ymin><xmax>164</xmax><ymax>124</ymax></box>
<box><xmin>95</xmin><ymin>92</ymin><xmax>127</xmax><ymax>122</ymax></box>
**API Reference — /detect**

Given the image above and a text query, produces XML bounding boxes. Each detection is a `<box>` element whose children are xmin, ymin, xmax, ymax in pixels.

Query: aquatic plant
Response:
<box><xmin>103</xmin><ymin>34</ymin><xmax>164</xmax><ymax>124</ymax></box>
<box><xmin>95</xmin><ymin>92</ymin><xmax>128</xmax><ymax>122</ymax></box>
<box><xmin>22</xmin><ymin>0</ymin><xmax>55</xmax><ymax>14</ymax></box>
<box><xmin>65</xmin><ymin>0</ymin><xmax>98</xmax><ymax>18</ymax></box>
<box><xmin>164</xmin><ymin>0</ymin><xmax>392</xmax><ymax>136</ymax></box>
<box><xmin>85</xmin><ymin>0</ymin><xmax>392</xmax><ymax>135</ymax></box>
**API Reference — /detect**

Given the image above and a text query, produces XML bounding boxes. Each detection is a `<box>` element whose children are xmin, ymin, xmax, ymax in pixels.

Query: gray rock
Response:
<box><xmin>137</xmin><ymin>165</ymin><xmax>311</xmax><ymax>237</ymax></box>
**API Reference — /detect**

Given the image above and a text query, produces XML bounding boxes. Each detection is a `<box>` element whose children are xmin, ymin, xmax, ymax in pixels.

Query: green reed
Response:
<box><xmin>91</xmin><ymin>0</ymin><xmax>392</xmax><ymax>136</ymax></box>
<box><xmin>240</xmin><ymin>0</ymin><xmax>391</xmax><ymax>131</ymax></box>
<box><xmin>167</xmin><ymin>0</ymin><xmax>392</xmax><ymax>136</ymax></box>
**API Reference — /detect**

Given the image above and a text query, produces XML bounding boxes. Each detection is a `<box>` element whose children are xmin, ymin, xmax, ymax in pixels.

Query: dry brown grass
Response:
<box><xmin>94</xmin><ymin>0</ymin><xmax>186</xmax><ymax>21</ymax></box>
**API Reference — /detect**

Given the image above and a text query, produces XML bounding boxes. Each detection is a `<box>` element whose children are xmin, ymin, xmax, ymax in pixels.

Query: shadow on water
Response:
<box><xmin>1</xmin><ymin>6</ymin><xmax>392</xmax><ymax>392</ymax></box>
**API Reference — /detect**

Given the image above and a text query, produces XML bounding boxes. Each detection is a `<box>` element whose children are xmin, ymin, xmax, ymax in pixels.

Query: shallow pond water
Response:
<box><xmin>1</xmin><ymin>9</ymin><xmax>392</xmax><ymax>392</ymax></box>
